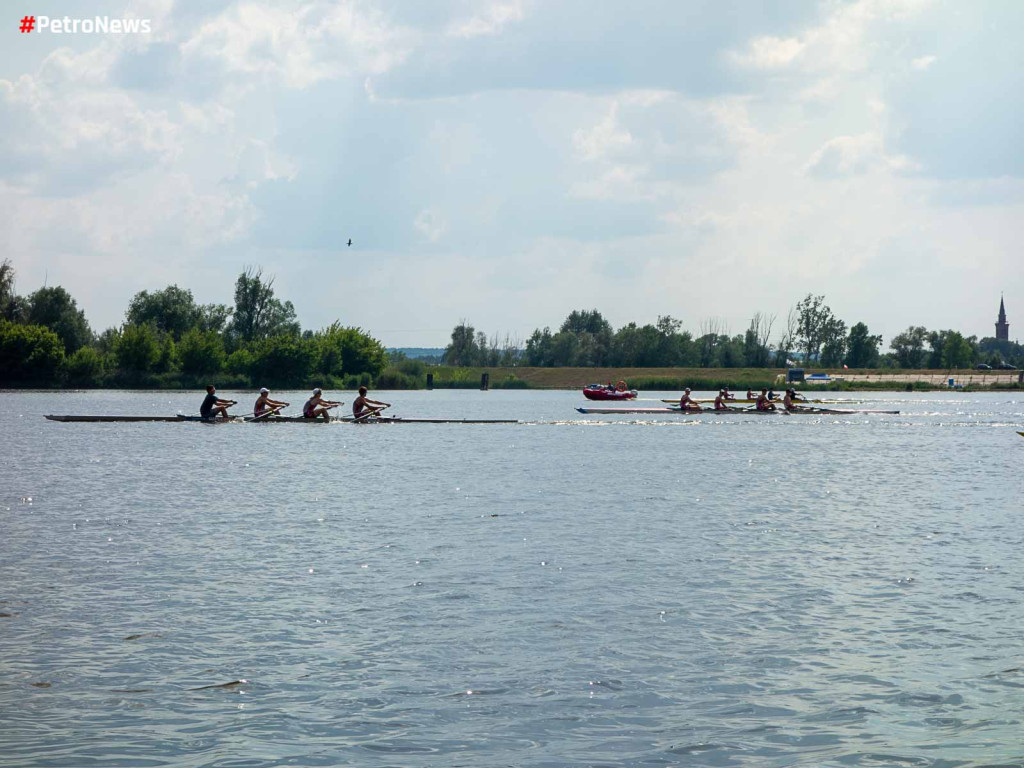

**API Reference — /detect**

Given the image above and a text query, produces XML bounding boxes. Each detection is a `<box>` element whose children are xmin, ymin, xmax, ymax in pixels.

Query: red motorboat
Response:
<box><xmin>583</xmin><ymin>382</ymin><xmax>638</xmax><ymax>401</ymax></box>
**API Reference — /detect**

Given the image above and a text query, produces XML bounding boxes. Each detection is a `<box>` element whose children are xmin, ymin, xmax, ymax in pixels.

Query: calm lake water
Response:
<box><xmin>1</xmin><ymin>389</ymin><xmax>1023</xmax><ymax>767</ymax></box>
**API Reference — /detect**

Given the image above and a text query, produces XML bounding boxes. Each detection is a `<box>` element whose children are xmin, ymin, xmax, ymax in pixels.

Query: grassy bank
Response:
<box><xmin>426</xmin><ymin>366</ymin><xmax>1022</xmax><ymax>392</ymax></box>
<box><xmin>4</xmin><ymin>365</ymin><xmax>1020</xmax><ymax>392</ymax></box>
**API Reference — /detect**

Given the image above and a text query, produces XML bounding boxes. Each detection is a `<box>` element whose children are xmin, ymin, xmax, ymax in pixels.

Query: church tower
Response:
<box><xmin>996</xmin><ymin>296</ymin><xmax>1009</xmax><ymax>341</ymax></box>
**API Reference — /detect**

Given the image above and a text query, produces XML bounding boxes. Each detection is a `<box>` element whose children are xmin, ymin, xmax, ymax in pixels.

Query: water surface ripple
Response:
<box><xmin>1</xmin><ymin>390</ymin><xmax>1022</xmax><ymax>766</ymax></box>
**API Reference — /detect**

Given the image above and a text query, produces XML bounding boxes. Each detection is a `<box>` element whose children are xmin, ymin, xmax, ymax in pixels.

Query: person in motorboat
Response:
<box><xmin>303</xmin><ymin>388</ymin><xmax>342</xmax><ymax>420</ymax></box>
<box><xmin>352</xmin><ymin>386</ymin><xmax>391</xmax><ymax>420</ymax></box>
<box><xmin>200</xmin><ymin>385</ymin><xmax>235</xmax><ymax>420</ymax></box>
<box><xmin>254</xmin><ymin>387</ymin><xmax>289</xmax><ymax>418</ymax></box>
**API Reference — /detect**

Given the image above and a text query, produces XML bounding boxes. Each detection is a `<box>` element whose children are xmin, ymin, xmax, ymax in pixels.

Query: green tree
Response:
<box><xmin>0</xmin><ymin>259</ymin><xmax>19</xmax><ymax>321</ymax></box>
<box><xmin>557</xmin><ymin>309</ymin><xmax>612</xmax><ymax>366</ymax></box>
<box><xmin>820</xmin><ymin>318</ymin><xmax>848</xmax><ymax>367</ymax></box>
<box><xmin>125</xmin><ymin>285</ymin><xmax>200</xmax><ymax>339</ymax></box>
<box><xmin>115</xmin><ymin>324</ymin><xmax>160</xmax><ymax>373</ymax></box>
<box><xmin>66</xmin><ymin>346</ymin><xmax>105</xmax><ymax>386</ymax></box>
<box><xmin>443</xmin><ymin>321</ymin><xmax>482</xmax><ymax>366</ymax></box>
<box><xmin>523</xmin><ymin>327</ymin><xmax>554</xmax><ymax>366</ymax></box>
<box><xmin>247</xmin><ymin>335</ymin><xmax>317</xmax><ymax>385</ymax></box>
<box><xmin>795</xmin><ymin>294</ymin><xmax>838</xmax><ymax>363</ymax></box>
<box><xmin>889</xmin><ymin>326</ymin><xmax>928</xmax><ymax>368</ymax></box>
<box><xmin>846</xmin><ymin>322</ymin><xmax>882</xmax><ymax>368</ymax></box>
<box><xmin>26</xmin><ymin>286</ymin><xmax>92</xmax><ymax>354</ymax></box>
<box><xmin>179</xmin><ymin>328</ymin><xmax>226</xmax><ymax>376</ymax></box>
<box><xmin>197</xmin><ymin>303</ymin><xmax>232</xmax><ymax>334</ymax></box>
<box><xmin>0</xmin><ymin>320</ymin><xmax>65</xmax><ymax>384</ymax></box>
<box><xmin>743</xmin><ymin>312</ymin><xmax>775</xmax><ymax>368</ymax></box>
<box><xmin>933</xmin><ymin>330</ymin><xmax>976</xmax><ymax>369</ymax></box>
<box><xmin>314</xmin><ymin>323</ymin><xmax>388</xmax><ymax>378</ymax></box>
<box><xmin>228</xmin><ymin>267</ymin><xmax>299</xmax><ymax>344</ymax></box>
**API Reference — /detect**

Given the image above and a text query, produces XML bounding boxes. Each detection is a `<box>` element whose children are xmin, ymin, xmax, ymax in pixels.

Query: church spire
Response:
<box><xmin>996</xmin><ymin>295</ymin><xmax>1009</xmax><ymax>341</ymax></box>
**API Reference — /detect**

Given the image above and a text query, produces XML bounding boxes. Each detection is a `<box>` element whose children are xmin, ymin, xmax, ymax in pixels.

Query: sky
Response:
<box><xmin>1</xmin><ymin>0</ymin><xmax>1021</xmax><ymax>348</ymax></box>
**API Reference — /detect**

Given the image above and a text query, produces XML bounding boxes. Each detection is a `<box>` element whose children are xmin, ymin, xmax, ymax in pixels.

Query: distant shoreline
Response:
<box><xmin>2</xmin><ymin>366</ymin><xmax>1020</xmax><ymax>392</ymax></box>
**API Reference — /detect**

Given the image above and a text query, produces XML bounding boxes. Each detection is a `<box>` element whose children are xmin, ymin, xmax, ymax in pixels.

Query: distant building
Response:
<box><xmin>996</xmin><ymin>297</ymin><xmax>1009</xmax><ymax>341</ymax></box>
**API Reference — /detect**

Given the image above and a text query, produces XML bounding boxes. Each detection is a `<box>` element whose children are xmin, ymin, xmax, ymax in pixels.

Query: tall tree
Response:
<box><xmin>523</xmin><ymin>327</ymin><xmax>554</xmax><ymax>366</ymax></box>
<box><xmin>820</xmin><ymin>318</ymin><xmax>848</xmax><ymax>367</ymax></box>
<box><xmin>0</xmin><ymin>259</ymin><xmax>18</xmax><ymax>320</ymax></box>
<box><xmin>228</xmin><ymin>267</ymin><xmax>299</xmax><ymax>344</ymax></box>
<box><xmin>846</xmin><ymin>322</ymin><xmax>882</xmax><ymax>368</ymax></box>
<box><xmin>795</xmin><ymin>294</ymin><xmax>837</xmax><ymax>363</ymax></box>
<box><xmin>743</xmin><ymin>312</ymin><xmax>775</xmax><ymax>368</ymax></box>
<box><xmin>0</xmin><ymin>320</ymin><xmax>65</xmax><ymax>383</ymax></box>
<box><xmin>774</xmin><ymin>307</ymin><xmax>799</xmax><ymax>366</ymax></box>
<box><xmin>125</xmin><ymin>285</ymin><xmax>200</xmax><ymax>339</ymax></box>
<box><xmin>443</xmin><ymin>321</ymin><xmax>482</xmax><ymax>366</ymax></box>
<box><xmin>26</xmin><ymin>286</ymin><xmax>92</xmax><ymax>354</ymax></box>
<box><xmin>889</xmin><ymin>326</ymin><xmax>928</xmax><ymax>369</ymax></box>
<box><xmin>557</xmin><ymin>309</ymin><xmax>612</xmax><ymax>366</ymax></box>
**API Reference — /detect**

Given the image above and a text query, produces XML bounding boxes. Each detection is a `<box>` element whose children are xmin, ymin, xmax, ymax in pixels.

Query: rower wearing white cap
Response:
<box><xmin>678</xmin><ymin>387</ymin><xmax>701</xmax><ymax>412</ymax></box>
<box><xmin>254</xmin><ymin>387</ymin><xmax>289</xmax><ymax>418</ymax></box>
<box><xmin>302</xmin><ymin>388</ymin><xmax>342</xmax><ymax>420</ymax></box>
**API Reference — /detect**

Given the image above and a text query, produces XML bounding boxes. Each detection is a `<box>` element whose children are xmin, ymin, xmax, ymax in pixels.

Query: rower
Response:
<box><xmin>755</xmin><ymin>388</ymin><xmax>776</xmax><ymax>411</ymax></box>
<box><xmin>746</xmin><ymin>388</ymin><xmax>755</xmax><ymax>400</ymax></box>
<box><xmin>782</xmin><ymin>388</ymin><xmax>803</xmax><ymax>411</ymax></box>
<box><xmin>713</xmin><ymin>389</ymin><xmax>731</xmax><ymax>411</ymax></box>
<box><xmin>353</xmin><ymin>385</ymin><xmax>390</xmax><ymax>419</ymax></box>
<box><xmin>303</xmin><ymin>388</ymin><xmax>342</xmax><ymax>420</ymax></box>
<box><xmin>678</xmin><ymin>387</ymin><xmax>701</xmax><ymax>412</ymax></box>
<box><xmin>200</xmin><ymin>385</ymin><xmax>235</xmax><ymax>420</ymax></box>
<box><xmin>767</xmin><ymin>388</ymin><xmax>777</xmax><ymax>401</ymax></box>
<box><xmin>254</xmin><ymin>387</ymin><xmax>289</xmax><ymax>418</ymax></box>
<box><xmin>721</xmin><ymin>387</ymin><xmax>736</xmax><ymax>401</ymax></box>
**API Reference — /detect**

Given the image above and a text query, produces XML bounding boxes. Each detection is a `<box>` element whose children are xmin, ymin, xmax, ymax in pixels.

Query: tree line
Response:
<box><xmin>0</xmin><ymin>260</ymin><xmax>389</xmax><ymax>387</ymax></box>
<box><xmin>443</xmin><ymin>296</ymin><xmax>1022</xmax><ymax>370</ymax></box>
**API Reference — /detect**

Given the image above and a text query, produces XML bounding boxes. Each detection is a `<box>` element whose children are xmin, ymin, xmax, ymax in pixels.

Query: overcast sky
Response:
<box><xmin>2</xmin><ymin>0</ymin><xmax>1021</xmax><ymax>347</ymax></box>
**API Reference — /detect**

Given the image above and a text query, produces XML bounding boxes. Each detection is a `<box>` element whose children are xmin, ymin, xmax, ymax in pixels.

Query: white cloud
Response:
<box><xmin>446</xmin><ymin>1</ymin><xmax>524</xmax><ymax>39</ymax></box>
<box><xmin>572</xmin><ymin>103</ymin><xmax>633</xmax><ymax>162</ymax></box>
<box><xmin>804</xmin><ymin>133</ymin><xmax>917</xmax><ymax>177</ymax></box>
<box><xmin>181</xmin><ymin>1</ymin><xmax>416</xmax><ymax>89</ymax></box>
<box><xmin>414</xmin><ymin>208</ymin><xmax>447</xmax><ymax>242</ymax></box>
<box><xmin>911</xmin><ymin>54</ymin><xmax>937</xmax><ymax>71</ymax></box>
<box><xmin>729</xmin><ymin>35</ymin><xmax>805</xmax><ymax>70</ymax></box>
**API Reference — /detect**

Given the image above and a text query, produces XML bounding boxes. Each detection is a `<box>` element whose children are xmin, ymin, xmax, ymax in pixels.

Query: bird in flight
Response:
<box><xmin>347</xmin><ymin>239</ymin><xmax>352</xmax><ymax>247</ymax></box>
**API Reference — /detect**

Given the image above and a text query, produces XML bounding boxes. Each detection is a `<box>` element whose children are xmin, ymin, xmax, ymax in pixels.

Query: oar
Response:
<box><xmin>245</xmin><ymin>404</ymin><xmax>286</xmax><ymax>422</ymax></box>
<box><xmin>353</xmin><ymin>404</ymin><xmax>389</xmax><ymax>423</ymax></box>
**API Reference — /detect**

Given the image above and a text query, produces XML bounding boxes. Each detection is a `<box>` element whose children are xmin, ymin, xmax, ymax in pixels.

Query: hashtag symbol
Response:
<box><xmin>19</xmin><ymin>15</ymin><xmax>35</xmax><ymax>33</ymax></box>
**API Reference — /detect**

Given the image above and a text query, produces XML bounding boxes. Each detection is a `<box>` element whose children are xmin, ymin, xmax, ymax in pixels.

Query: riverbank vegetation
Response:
<box><xmin>2</xmin><ymin>258</ymin><xmax>1019</xmax><ymax>390</ymax></box>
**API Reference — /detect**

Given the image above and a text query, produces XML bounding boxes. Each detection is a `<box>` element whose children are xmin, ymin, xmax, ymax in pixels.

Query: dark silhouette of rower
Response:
<box><xmin>347</xmin><ymin>239</ymin><xmax>352</xmax><ymax>246</ymax></box>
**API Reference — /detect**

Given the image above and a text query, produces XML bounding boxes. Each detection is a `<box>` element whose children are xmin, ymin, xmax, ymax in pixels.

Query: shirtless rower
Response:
<box><xmin>721</xmin><ymin>387</ymin><xmax>737</xmax><ymax>401</ymax></box>
<box><xmin>200</xmin><ymin>385</ymin><xmax>235</xmax><ymax>420</ymax></box>
<box><xmin>303</xmin><ymin>388</ymin><xmax>342</xmax><ymax>420</ymax></box>
<box><xmin>782</xmin><ymin>388</ymin><xmax>805</xmax><ymax>412</ymax></box>
<box><xmin>352</xmin><ymin>386</ymin><xmax>390</xmax><ymax>419</ymax></box>
<box><xmin>254</xmin><ymin>387</ymin><xmax>289</xmax><ymax>418</ymax></box>
<box><xmin>713</xmin><ymin>389</ymin><xmax>734</xmax><ymax>411</ymax></box>
<box><xmin>678</xmin><ymin>387</ymin><xmax>701</xmax><ymax>412</ymax></box>
<box><xmin>755</xmin><ymin>388</ymin><xmax>777</xmax><ymax>411</ymax></box>
<box><xmin>746</xmin><ymin>388</ymin><xmax>755</xmax><ymax>400</ymax></box>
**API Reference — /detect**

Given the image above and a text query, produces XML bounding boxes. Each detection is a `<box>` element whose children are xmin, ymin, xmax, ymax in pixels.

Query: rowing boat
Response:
<box><xmin>577</xmin><ymin>406</ymin><xmax>899</xmax><ymax>415</ymax></box>
<box><xmin>659</xmin><ymin>398</ymin><xmax>861</xmax><ymax>405</ymax></box>
<box><xmin>44</xmin><ymin>414</ymin><xmax>519</xmax><ymax>424</ymax></box>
